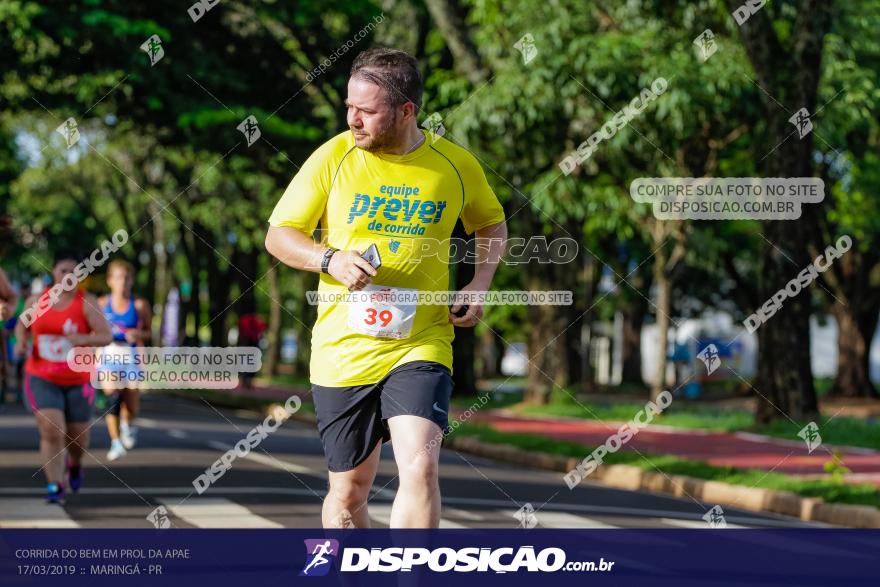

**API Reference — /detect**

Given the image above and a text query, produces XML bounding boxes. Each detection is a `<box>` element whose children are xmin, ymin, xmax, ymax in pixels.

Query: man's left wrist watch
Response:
<box><xmin>321</xmin><ymin>247</ymin><xmax>339</xmax><ymax>274</ymax></box>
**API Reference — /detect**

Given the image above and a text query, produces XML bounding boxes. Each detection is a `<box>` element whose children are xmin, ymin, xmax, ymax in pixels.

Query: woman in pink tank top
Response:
<box><xmin>14</xmin><ymin>251</ymin><xmax>112</xmax><ymax>503</ymax></box>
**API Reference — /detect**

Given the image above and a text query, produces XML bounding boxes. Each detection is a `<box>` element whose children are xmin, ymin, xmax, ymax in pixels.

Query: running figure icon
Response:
<box><xmin>301</xmin><ymin>540</ymin><xmax>335</xmax><ymax>576</ymax></box>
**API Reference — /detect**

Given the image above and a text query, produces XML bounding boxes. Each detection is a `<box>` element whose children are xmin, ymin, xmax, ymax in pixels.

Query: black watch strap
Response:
<box><xmin>321</xmin><ymin>247</ymin><xmax>339</xmax><ymax>274</ymax></box>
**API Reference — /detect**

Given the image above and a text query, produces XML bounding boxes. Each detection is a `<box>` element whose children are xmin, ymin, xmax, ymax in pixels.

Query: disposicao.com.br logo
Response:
<box><xmin>299</xmin><ymin>540</ymin><xmax>614</xmax><ymax>575</ymax></box>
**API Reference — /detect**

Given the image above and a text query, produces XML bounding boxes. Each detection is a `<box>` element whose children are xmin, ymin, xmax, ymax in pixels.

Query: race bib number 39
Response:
<box><xmin>347</xmin><ymin>285</ymin><xmax>417</xmax><ymax>339</ymax></box>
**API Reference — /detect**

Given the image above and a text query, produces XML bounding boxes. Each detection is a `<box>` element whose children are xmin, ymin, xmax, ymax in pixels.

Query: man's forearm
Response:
<box><xmin>265</xmin><ymin>225</ymin><xmax>328</xmax><ymax>273</ymax></box>
<box><xmin>472</xmin><ymin>221</ymin><xmax>508</xmax><ymax>288</ymax></box>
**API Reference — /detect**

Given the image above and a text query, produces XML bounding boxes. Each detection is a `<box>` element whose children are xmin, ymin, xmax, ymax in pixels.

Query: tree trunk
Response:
<box><xmin>652</xmin><ymin>257</ymin><xmax>671</xmax><ymax>402</ymax></box>
<box><xmin>562</xmin><ymin>219</ymin><xmax>584</xmax><ymax>388</ymax></box>
<box><xmin>752</xmin><ymin>134</ymin><xmax>820</xmax><ymax>423</ymax></box>
<box><xmin>580</xmin><ymin>257</ymin><xmax>601</xmax><ymax>393</ymax></box>
<box><xmin>177</xmin><ymin>223</ymin><xmax>201</xmax><ymax>344</ymax></box>
<box><xmin>196</xmin><ymin>224</ymin><xmax>230</xmax><ymax>347</ymax></box>
<box><xmin>524</xmin><ymin>265</ymin><xmax>570</xmax><ymax>404</ymax></box>
<box><xmin>233</xmin><ymin>249</ymin><xmax>258</xmax><ymax>316</ymax></box>
<box><xmin>621</xmin><ymin>301</ymin><xmax>646</xmax><ymax>385</ymax></box>
<box><xmin>829</xmin><ymin>301</ymin><xmax>879</xmax><ymax>398</ymax></box>
<box><xmin>263</xmin><ymin>261</ymin><xmax>282</xmax><ymax>377</ymax></box>
<box><xmin>423</xmin><ymin>0</ymin><xmax>489</xmax><ymax>84</ymax></box>
<box><xmin>649</xmin><ymin>221</ymin><xmax>686</xmax><ymax>401</ymax></box>
<box><xmin>150</xmin><ymin>204</ymin><xmax>168</xmax><ymax>343</ymax></box>
<box><xmin>525</xmin><ymin>291</ymin><xmax>556</xmax><ymax>404</ymax></box>
<box><xmin>727</xmin><ymin>0</ymin><xmax>832</xmax><ymax>424</ymax></box>
<box><xmin>477</xmin><ymin>329</ymin><xmax>500</xmax><ymax>379</ymax></box>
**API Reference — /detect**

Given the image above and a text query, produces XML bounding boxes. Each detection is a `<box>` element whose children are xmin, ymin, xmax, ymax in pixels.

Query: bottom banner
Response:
<box><xmin>1</xmin><ymin>529</ymin><xmax>876</xmax><ymax>586</ymax></box>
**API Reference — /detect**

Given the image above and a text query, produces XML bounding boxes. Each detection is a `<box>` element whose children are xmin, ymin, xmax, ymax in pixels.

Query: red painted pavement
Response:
<box><xmin>470</xmin><ymin>412</ymin><xmax>880</xmax><ymax>486</ymax></box>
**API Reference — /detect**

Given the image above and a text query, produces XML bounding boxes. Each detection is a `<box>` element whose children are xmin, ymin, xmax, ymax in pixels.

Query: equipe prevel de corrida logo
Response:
<box><xmin>347</xmin><ymin>183</ymin><xmax>447</xmax><ymax>237</ymax></box>
<box><xmin>300</xmin><ymin>539</ymin><xmax>339</xmax><ymax>576</ymax></box>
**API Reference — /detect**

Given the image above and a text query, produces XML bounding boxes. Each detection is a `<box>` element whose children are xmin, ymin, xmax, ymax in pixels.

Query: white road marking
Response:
<box><xmin>368</xmin><ymin>504</ymin><xmax>469</xmax><ymax>528</ymax></box>
<box><xmin>159</xmin><ymin>498</ymin><xmax>283</xmax><ymax>528</ymax></box>
<box><xmin>0</xmin><ymin>488</ymin><xmax>813</xmax><ymax>528</ymax></box>
<box><xmin>660</xmin><ymin>517</ymin><xmax>750</xmax><ymax>529</ymax></box>
<box><xmin>509</xmin><ymin>510</ymin><xmax>620</xmax><ymax>529</ymax></box>
<box><xmin>203</xmin><ymin>444</ymin><xmax>400</xmax><ymax>500</ymax></box>
<box><xmin>205</xmin><ymin>441</ymin><xmax>317</xmax><ymax>476</ymax></box>
<box><xmin>0</xmin><ymin>498</ymin><xmax>79</xmax><ymax>528</ymax></box>
<box><xmin>167</xmin><ymin>429</ymin><xmax>187</xmax><ymax>439</ymax></box>
<box><xmin>444</xmin><ymin>507</ymin><xmax>485</xmax><ymax>521</ymax></box>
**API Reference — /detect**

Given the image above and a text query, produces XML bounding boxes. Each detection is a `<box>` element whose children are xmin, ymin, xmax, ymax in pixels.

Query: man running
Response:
<box><xmin>265</xmin><ymin>47</ymin><xmax>507</xmax><ymax>528</ymax></box>
<box><xmin>97</xmin><ymin>260</ymin><xmax>151</xmax><ymax>460</ymax></box>
<box><xmin>14</xmin><ymin>250</ymin><xmax>113</xmax><ymax>503</ymax></box>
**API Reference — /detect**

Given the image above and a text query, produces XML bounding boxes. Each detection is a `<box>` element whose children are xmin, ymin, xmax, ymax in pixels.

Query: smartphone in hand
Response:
<box><xmin>361</xmin><ymin>243</ymin><xmax>382</xmax><ymax>269</ymax></box>
<box><xmin>452</xmin><ymin>304</ymin><xmax>470</xmax><ymax>318</ymax></box>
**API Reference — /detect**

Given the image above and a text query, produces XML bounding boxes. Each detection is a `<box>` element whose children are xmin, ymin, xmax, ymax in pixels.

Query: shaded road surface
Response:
<box><xmin>0</xmin><ymin>393</ymin><xmax>824</xmax><ymax>529</ymax></box>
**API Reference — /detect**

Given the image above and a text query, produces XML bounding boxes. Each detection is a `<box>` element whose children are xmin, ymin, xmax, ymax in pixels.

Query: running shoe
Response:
<box><xmin>121</xmin><ymin>425</ymin><xmax>138</xmax><ymax>450</ymax></box>
<box><xmin>46</xmin><ymin>483</ymin><xmax>66</xmax><ymax>504</ymax></box>
<box><xmin>107</xmin><ymin>439</ymin><xmax>127</xmax><ymax>461</ymax></box>
<box><xmin>67</xmin><ymin>461</ymin><xmax>84</xmax><ymax>493</ymax></box>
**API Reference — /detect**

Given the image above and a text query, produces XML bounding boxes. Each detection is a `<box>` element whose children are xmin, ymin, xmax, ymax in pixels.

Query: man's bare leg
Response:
<box><xmin>322</xmin><ymin>441</ymin><xmax>381</xmax><ymax>528</ymax></box>
<box><xmin>388</xmin><ymin>415</ymin><xmax>443</xmax><ymax>528</ymax></box>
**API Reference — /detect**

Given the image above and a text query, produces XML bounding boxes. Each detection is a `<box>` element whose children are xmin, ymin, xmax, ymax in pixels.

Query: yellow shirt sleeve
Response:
<box><xmin>456</xmin><ymin>151</ymin><xmax>506</xmax><ymax>235</ymax></box>
<box><xmin>268</xmin><ymin>134</ymin><xmax>351</xmax><ymax>233</ymax></box>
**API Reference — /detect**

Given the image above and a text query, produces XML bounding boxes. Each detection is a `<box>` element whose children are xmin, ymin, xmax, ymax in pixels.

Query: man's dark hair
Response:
<box><xmin>350</xmin><ymin>47</ymin><xmax>423</xmax><ymax>110</ymax></box>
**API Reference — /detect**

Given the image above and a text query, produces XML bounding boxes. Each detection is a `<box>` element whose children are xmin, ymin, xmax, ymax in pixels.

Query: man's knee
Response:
<box><xmin>398</xmin><ymin>452</ymin><xmax>439</xmax><ymax>489</ymax></box>
<box><xmin>328</xmin><ymin>475</ymin><xmax>371</xmax><ymax>506</ymax></box>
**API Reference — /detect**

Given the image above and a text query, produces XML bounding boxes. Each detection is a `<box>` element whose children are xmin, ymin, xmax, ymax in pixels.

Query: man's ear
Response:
<box><xmin>401</xmin><ymin>101</ymin><xmax>418</xmax><ymax>123</ymax></box>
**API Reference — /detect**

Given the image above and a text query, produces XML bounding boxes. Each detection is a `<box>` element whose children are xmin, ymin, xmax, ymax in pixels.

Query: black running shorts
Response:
<box><xmin>311</xmin><ymin>360</ymin><xmax>453</xmax><ymax>472</ymax></box>
<box><xmin>24</xmin><ymin>373</ymin><xmax>95</xmax><ymax>423</ymax></box>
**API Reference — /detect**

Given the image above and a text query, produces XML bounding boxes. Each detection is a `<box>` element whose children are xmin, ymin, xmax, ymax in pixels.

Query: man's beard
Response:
<box><xmin>352</xmin><ymin>112</ymin><xmax>402</xmax><ymax>153</ymax></box>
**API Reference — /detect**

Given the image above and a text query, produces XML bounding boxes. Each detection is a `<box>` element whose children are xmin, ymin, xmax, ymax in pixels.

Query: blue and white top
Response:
<box><xmin>104</xmin><ymin>296</ymin><xmax>139</xmax><ymax>346</ymax></box>
<box><xmin>98</xmin><ymin>295</ymin><xmax>143</xmax><ymax>383</ymax></box>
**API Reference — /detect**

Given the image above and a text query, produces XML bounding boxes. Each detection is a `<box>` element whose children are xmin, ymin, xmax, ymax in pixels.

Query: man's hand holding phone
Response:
<box><xmin>327</xmin><ymin>244</ymin><xmax>381</xmax><ymax>292</ymax></box>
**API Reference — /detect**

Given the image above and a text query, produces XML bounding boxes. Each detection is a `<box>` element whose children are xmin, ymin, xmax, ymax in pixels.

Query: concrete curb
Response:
<box><xmin>445</xmin><ymin>435</ymin><xmax>880</xmax><ymax>528</ymax></box>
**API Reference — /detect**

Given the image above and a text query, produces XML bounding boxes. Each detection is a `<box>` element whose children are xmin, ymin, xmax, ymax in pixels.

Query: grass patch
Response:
<box><xmin>448</xmin><ymin>423</ymin><xmax>880</xmax><ymax>509</ymax></box>
<box><xmin>517</xmin><ymin>401</ymin><xmax>751</xmax><ymax>430</ymax></box>
<box><xmin>757</xmin><ymin>417</ymin><xmax>880</xmax><ymax>452</ymax></box>
<box><xmin>511</xmin><ymin>400</ymin><xmax>880</xmax><ymax>451</ymax></box>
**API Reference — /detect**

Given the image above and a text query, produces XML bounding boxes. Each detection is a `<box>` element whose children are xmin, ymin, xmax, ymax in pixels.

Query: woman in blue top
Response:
<box><xmin>97</xmin><ymin>260</ymin><xmax>151</xmax><ymax>461</ymax></box>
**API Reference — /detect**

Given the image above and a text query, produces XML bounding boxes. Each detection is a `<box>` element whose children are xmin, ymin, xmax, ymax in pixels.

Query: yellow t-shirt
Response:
<box><xmin>268</xmin><ymin>130</ymin><xmax>506</xmax><ymax>386</ymax></box>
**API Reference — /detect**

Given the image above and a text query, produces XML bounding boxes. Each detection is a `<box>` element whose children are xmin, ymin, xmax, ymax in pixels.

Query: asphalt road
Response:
<box><xmin>0</xmin><ymin>392</ymin><xmax>823</xmax><ymax>529</ymax></box>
